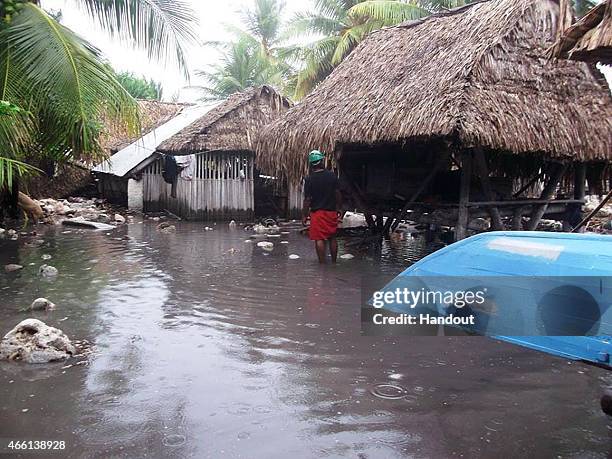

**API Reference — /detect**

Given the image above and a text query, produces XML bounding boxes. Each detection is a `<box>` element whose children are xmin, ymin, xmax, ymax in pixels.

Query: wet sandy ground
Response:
<box><xmin>0</xmin><ymin>221</ymin><xmax>611</xmax><ymax>458</ymax></box>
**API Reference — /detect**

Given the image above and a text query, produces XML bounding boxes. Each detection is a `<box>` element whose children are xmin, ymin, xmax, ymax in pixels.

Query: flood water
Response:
<box><xmin>0</xmin><ymin>220</ymin><xmax>611</xmax><ymax>458</ymax></box>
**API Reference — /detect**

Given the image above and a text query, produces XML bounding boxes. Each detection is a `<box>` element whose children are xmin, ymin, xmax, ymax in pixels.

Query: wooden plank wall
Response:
<box><xmin>143</xmin><ymin>152</ymin><xmax>255</xmax><ymax>220</ymax></box>
<box><xmin>288</xmin><ymin>182</ymin><xmax>304</xmax><ymax>219</ymax></box>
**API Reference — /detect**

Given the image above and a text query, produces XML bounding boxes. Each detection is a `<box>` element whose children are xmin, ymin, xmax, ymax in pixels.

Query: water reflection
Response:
<box><xmin>0</xmin><ymin>221</ymin><xmax>610</xmax><ymax>458</ymax></box>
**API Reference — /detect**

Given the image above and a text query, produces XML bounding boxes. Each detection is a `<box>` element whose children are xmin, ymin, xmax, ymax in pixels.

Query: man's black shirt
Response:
<box><xmin>304</xmin><ymin>169</ymin><xmax>338</xmax><ymax>211</ymax></box>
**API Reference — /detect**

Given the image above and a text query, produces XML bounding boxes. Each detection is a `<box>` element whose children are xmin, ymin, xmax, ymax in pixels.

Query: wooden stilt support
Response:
<box><xmin>511</xmin><ymin>205</ymin><xmax>529</xmax><ymax>230</ymax></box>
<box><xmin>343</xmin><ymin>171</ymin><xmax>375</xmax><ymax>230</ymax></box>
<box><xmin>513</xmin><ymin>170</ymin><xmax>544</xmax><ymax>198</ymax></box>
<box><xmin>473</xmin><ymin>148</ymin><xmax>504</xmax><ymax>230</ymax></box>
<box><xmin>525</xmin><ymin>163</ymin><xmax>567</xmax><ymax>231</ymax></box>
<box><xmin>574</xmin><ymin>164</ymin><xmax>586</xmax><ymax>201</ymax></box>
<box><xmin>455</xmin><ymin>152</ymin><xmax>472</xmax><ymax>241</ymax></box>
<box><xmin>385</xmin><ymin>152</ymin><xmax>450</xmax><ymax>234</ymax></box>
<box><xmin>571</xmin><ymin>188</ymin><xmax>612</xmax><ymax>232</ymax></box>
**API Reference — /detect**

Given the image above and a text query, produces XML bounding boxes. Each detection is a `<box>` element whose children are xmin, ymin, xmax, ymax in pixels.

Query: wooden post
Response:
<box><xmin>511</xmin><ymin>205</ymin><xmax>529</xmax><ymax>230</ymax></box>
<box><xmin>456</xmin><ymin>152</ymin><xmax>472</xmax><ymax>241</ymax></box>
<box><xmin>574</xmin><ymin>163</ymin><xmax>586</xmax><ymax>200</ymax></box>
<box><xmin>342</xmin><ymin>167</ymin><xmax>375</xmax><ymax>230</ymax></box>
<box><xmin>473</xmin><ymin>148</ymin><xmax>504</xmax><ymax>230</ymax></box>
<box><xmin>385</xmin><ymin>151</ymin><xmax>450</xmax><ymax>233</ymax></box>
<box><xmin>513</xmin><ymin>170</ymin><xmax>544</xmax><ymax>198</ymax></box>
<box><xmin>525</xmin><ymin>163</ymin><xmax>567</xmax><ymax>231</ymax></box>
<box><xmin>572</xmin><ymin>188</ymin><xmax>612</xmax><ymax>232</ymax></box>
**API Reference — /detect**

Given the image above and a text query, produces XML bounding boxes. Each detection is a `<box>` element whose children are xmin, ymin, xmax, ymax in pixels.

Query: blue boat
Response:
<box><xmin>376</xmin><ymin>231</ymin><xmax>612</xmax><ymax>413</ymax></box>
<box><xmin>379</xmin><ymin>231</ymin><xmax>611</xmax><ymax>366</ymax></box>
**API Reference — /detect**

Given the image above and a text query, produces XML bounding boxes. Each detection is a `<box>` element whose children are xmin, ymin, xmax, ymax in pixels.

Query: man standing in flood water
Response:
<box><xmin>302</xmin><ymin>150</ymin><xmax>342</xmax><ymax>263</ymax></box>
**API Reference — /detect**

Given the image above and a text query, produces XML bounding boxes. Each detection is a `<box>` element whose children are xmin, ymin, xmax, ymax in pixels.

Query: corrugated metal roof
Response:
<box><xmin>93</xmin><ymin>103</ymin><xmax>220</xmax><ymax>177</ymax></box>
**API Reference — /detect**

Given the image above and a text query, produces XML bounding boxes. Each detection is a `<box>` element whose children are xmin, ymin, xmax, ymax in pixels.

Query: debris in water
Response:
<box><xmin>0</xmin><ymin>318</ymin><xmax>75</xmax><ymax>363</ymax></box>
<box><xmin>29</xmin><ymin>298</ymin><xmax>56</xmax><ymax>311</ymax></box>
<box><xmin>280</xmin><ymin>241</ymin><xmax>289</xmax><ymax>244</ymax></box>
<box><xmin>157</xmin><ymin>222</ymin><xmax>176</xmax><ymax>233</ymax></box>
<box><xmin>4</xmin><ymin>264</ymin><xmax>23</xmax><ymax>273</ymax></box>
<box><xmin>340</xmin><ymin>254</ymin><xmax>355</xmax><ymax>260</ymax></box>
<box><xmin>114</xmin><ymin>214</ymin><xmax>126</xmax><ymax>224</ymax></box>
<box><xmin>41</xmin><ymin>254</ymin><xmax>52</xmax><ymax>260</ymax></box>
<box><xmin>39</xmin><ymin>265</ymin><xmax>58</xmax><ymax>277</ymax></box>
<box><xmin>62</xmin><ymin>217</ymin><xmax>115</xmax><ymax>231</ymax></box>
<box><xmin>288</xmin><ymin>254</ymin><xmax>300</xmax><ymax>259</ymax></box>
<box><xmin>257</xmin><ymin>241</ymin><xmax>274</xmax><ymax>251</ymax></box>
<box><xmin>204</xmin><ymin>226</ymin><xmax>213</xmax><ymax>231</ymax></box>
<box><xmin>229</xmin><ymin>220</ymin><xmax>237</xmax><ymax>228</ymax></box>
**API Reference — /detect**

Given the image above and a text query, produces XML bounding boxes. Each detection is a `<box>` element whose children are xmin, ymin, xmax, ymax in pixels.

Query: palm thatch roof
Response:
<box><xmin>550</xmin><ymin>0</ymin><xmax>612</xmax><ymax>64</ymax></box>
<box><xmin>100</xmin><ymin>99</ymin><xmax>187</xmax><ymax>153</ymax></box>
<box><xmin>157</xmin><ymin>85</ymin><xmax>292</xmax><ymax>155</ymax></box>
<box><xmin>257</xmin><ymin>0</ymin><xmax>612</xmax><ymax>185</ymax></box>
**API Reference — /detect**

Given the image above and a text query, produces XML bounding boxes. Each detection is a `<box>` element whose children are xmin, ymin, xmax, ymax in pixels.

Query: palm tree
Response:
<box><xmin>0</xmin><ymin>0</ymin><xmax>197</xmax><ymax>190</ymax></box>
<box><xmin>197</xmin><ymin>36</ymin><xmax>288</xmax><ymax>101</ymax></box>
<box><xmin>197</xmin><ymin>0</ymin><xmax>297</xmax><ymax>100</ymax></box>
<box><xmin>290</xmin><ymin>0</ymin><xmax>435</xmax><ymax>99</ymax></box>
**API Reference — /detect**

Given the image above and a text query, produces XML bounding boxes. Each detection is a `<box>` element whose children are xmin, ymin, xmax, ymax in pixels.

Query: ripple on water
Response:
<box><xmin>370</xmin><ymin>384</ymin><xmax>408</xmax><ymax>400</ymax></box>
<box><xmin>162</xmin><ymin>434</ymin><xmax>186</xmax><ymax>447</ymax></box>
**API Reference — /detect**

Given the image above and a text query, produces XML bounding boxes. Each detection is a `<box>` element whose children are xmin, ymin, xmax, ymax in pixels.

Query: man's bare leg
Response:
<box><xmin>329</xmin><ymin>237</ymin><xmax>338</xmax><ymax>263</ymax></box>
<box><xmin>315</xmin><ymin>240</ymin><xmax>326</xmax><ymax>263</ymax></box>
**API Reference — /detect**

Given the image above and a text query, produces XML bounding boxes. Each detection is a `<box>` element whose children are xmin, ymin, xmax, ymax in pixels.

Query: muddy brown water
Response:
<box><xmin>0</xmin><ymin>221</ymin><xmax>610</xmax><ymax>458</ymax></box>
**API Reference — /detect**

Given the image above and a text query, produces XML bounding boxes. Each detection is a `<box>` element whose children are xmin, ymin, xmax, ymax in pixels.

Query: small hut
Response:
<box><xmin>144</xmin><ymin>85</ymin><xmax>294</xmax><ymax>220</ymax></box>
<box><xmin>550</xmin><ymin>0</ymin><xmax>612</xmax><ymax>64</ymax></box>
<box><xmin>257</xmin><ymin>0</ymin><xmax>612</xmax><ymax>239</ymax></box>
<box><xmin>93</xmin><ymin>100</ymin><xmax>189</xmax><ymax>207</ymax></box>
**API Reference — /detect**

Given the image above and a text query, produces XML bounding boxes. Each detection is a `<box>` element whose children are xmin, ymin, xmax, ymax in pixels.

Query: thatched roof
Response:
<box><xmin>100</xmin><ymin>100</ymin><xmax>187</xmax><ymax>153</ymax></box>
<box><xmin>550</xmin><ymin>0</ymin><xmax>612</xmax><ymax>64</ymax></box>
<box><xmin>157</xmin><ymin>85</ymin><xmax>291</xmax><ymax>155</ymax></box>
<box><xmin>257</xmin><ymin>0</ymin><xmax>612</xmax><ymax>184</ymax></box>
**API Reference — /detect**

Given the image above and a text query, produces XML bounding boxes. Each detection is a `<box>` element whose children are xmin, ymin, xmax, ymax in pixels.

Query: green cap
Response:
<box><xmin>308</xmin><ymin>150</ymin><xmax>325</xmax><ymax>164</ymax></box>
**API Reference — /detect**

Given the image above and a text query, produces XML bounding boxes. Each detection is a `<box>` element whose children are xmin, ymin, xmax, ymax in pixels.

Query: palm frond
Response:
<box><xmin>294</xmin><ymin>36</ymin><xmax>340</xmax><ymax>98</ymax></box>
<box><xmin>0</xmin><ymin>156</ymin><xmax>41</xmax><ymax>191</ymax></box>
<box><xmin>348</xmin><ymin>1</ymin><xmax>431</xmax><ymax>24</ymax></box>
<box><xmin>1</xmin><ymin>3</ymin><xmax>139</xmax><ymax>163</ymax></box>
<box><xmin>77</xmin><ymin>0</ymin><xmax>199</xmax><ymax>78</ymax></box>
<box><xmin>286</xmin><ymin>11</ymin><xmax>344</xmax><ymax>38</ymax></box>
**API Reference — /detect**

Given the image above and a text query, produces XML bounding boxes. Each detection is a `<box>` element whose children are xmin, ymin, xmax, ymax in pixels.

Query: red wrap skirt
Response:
<box><xmin>309</xmin><ymin>210</ymin><xmax>338</xmax><ymax>241</ymax></box>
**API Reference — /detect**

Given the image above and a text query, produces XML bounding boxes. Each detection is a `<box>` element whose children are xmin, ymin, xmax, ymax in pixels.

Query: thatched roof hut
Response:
<box><xmin>550</xmin><ymin>0</ymin><xmax>612</xmax><ymax>64</ymax></box>
<box><xmin>100</xmin><ymin>99</ymin><xmax>187</xmax><ymax>154</ymax></box>
<box><xmin>157</xmin><ymin>85</ymin><xmax>291</xmax><ymax>155</ymax></box>
<box><xmin>257</xmin><ymin>0</ymin><xmax>612</xmax><ymax>185</ymax></box>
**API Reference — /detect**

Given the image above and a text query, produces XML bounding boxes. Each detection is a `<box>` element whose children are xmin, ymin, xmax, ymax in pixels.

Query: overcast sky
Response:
<box><xmin>41</xmin><ymin>0</ymin><xmax>610</xmax><ymax>102</ymax></box>
<box><xmin>41</xmin><ymin>0</ymin><xmax>304</xmax><ymax>101</ymax></box>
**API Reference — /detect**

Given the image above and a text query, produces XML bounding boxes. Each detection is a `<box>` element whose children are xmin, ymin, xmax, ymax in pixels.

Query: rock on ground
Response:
<box><xmin>257</xmin><ymin>241</ymin><xmax>274</xmax><ymax>251</ymax></box>
<box><xmin>157</xmin><ymin>222</ymin><xmax>176</xmax><ymax>233</ymax></box>
<box><xmin>0</xmin><ymin>319</ymin><xmax>75</xmax><ymax>363</ymax></box>
<box><xmin>30</xmin><ymin>298</ymin><xmax>56</xmax><ymax>311</ymax></box>
<box><xmin>39</xmin><ymin>264</ymin><xmax>58</xmax><ymax>277</ymax></box>
<box><xmin>4</xmin><ymin>264</ymin><xmax>23</xmax><ymax>273</ymax></box>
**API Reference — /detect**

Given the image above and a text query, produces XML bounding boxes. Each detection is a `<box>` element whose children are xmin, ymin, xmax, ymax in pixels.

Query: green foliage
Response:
<box><xmin>116</xmin><ymin>72</ymin><xmax>163</xmax><ymax>100</ymax></box>
<box><xmin>0</xmin><ymin>3</ymin><xmax>139</xmax><ymax>163</ymax></box>
<box><xmin>79</xmin><ymin>0</ymin><xmax>199</xmax><ymax>78</ymax></box>
<box><xmin>1</xmin><ymin>0</ymin><xmax>26</xmax><ymax>25</ymax></box>
<box><xmin>0</xmin><ymin>0</ymin><xmax>197</xmax><ymax>191</ymax></box>
<box><xmin>197</xmin><ymin>0</ymin><xmax>297</xmax><ymax>101</ymax></box>
<box><xmin>290</xmin><ymin>0</ymin><xmax>434</xmax><ymax>99</ymax></box>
